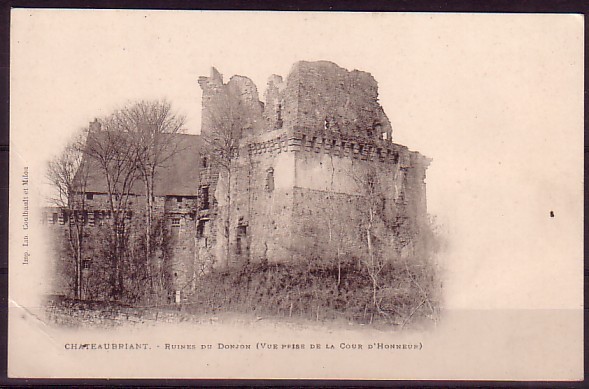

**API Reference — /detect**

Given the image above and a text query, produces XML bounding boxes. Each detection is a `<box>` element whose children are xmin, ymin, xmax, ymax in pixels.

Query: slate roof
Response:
<box><xmin>83</xmin><ymin>133</ymin><xmax>203</xmax><ymax>197</ymax></box>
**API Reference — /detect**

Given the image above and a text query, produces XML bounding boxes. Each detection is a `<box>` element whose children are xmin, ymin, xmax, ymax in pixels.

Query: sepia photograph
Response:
<box><xmin>8</xmin><ymin>10</ymin><xmax>583</xmax><ymax>380</ymax></box>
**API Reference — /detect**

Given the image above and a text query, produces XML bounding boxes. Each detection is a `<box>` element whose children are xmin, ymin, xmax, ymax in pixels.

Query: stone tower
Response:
<box><xmin>198</xmin><ymin>61</ymin><xmax>430</xmax><ymax>269</ymax></box>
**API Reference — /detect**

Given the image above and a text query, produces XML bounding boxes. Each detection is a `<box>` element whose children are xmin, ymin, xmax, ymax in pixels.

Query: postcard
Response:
<box><xmin>8</xmin><ymin>10</ymin><xmax>583</xmax><ymax>380</ymax></box>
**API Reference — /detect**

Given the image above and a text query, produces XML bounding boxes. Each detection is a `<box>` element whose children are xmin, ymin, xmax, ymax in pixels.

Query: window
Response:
<box><xmin>276</xmin><ymin>104</ymin><xmax>283</xmax><ymax>129</ymax></box>
<box><xmin>236</xmin><ymin>225</ymin><xmax>247</xmax><ymax>255</ymax></box>
<box><xmin>176</xmin><ymin>196</ymin><xmax>183</xmax><ymax>203</ymax></box>
<box><xmin>236</xmin><ymin>236</ymin><xmax>242</xmax><ymax>255</ymax></box>
<box><xmin>86</xmin><ymin>193</ymin><xmax>94</xmax><ymax>200</ymax></box>
<box><xmin>170</xmin><ymin>218</ymin><xmax>180</xmax><ymax>239</ymax></box>
<box><xmin>92</xmin><ymin>211</ymin><xmax>100</xmax><ymax>226</ymax></box>
<box><xmin>265</xmin><ymin>168</ymin><xmax>274</xmax><ymax>192</ymax></box>
<box><xmin>82</xmin><ymin>260</ymin><xmax>91</xmax><ymax>270</ymax></box>
<box><xmin>197</xmin><ymin>219</ymin><xmax>207</xmax><ymax>238</ymax></box>
<box><xmin>52</xmin><ymin>213</ymin><xmax>58</xmax><ymax>224</ymax></box>
<box><xmin>202</xmin><ymin>157</ymin><xmax>208</xmax><ymax>168</ymax></box>
<box><xmin>200</xmin><ymin>186</ymin><xmax>209</xmax><ymax>210</ymax></box>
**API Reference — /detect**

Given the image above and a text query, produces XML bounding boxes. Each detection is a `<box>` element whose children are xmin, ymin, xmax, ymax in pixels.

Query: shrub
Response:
<box><xmin>183</xmin><ymin>254</ymin><xmax>440</xmax><ymax>327</ymax></box>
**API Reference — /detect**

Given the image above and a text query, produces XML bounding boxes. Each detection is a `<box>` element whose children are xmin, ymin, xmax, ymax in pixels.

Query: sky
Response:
<box><xmin>10</xmin><ymin>10</ymin><xmax>584</xmax><ymax>311</ymax></box>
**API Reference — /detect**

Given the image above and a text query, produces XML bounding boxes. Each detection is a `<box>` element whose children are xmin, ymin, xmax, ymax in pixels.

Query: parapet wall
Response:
<box><xmin>279</xmin><ymin>61</ymin><xmax>393</xmax><ymax>140</ymax></box>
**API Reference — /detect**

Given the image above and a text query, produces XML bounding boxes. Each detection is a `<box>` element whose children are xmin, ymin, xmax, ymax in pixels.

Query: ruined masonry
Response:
<box><xmin>196</xmin><ymin>60</ymin><xmax>430</xmax><ymax>275</ymax></box>
<box><xmin>45</xmin><ymin>61</ymin><xmax>430</xmax><ymax>302</ymax></box>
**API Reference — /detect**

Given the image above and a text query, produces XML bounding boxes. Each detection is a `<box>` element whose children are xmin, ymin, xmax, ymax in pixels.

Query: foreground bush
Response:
<box><xmin>184</xmin><ymin>256</ymin><xmax>440</xmax><ymax>327</ymax></box>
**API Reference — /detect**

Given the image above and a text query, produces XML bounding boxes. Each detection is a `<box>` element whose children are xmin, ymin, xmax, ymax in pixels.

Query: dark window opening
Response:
<box><xmin>171</xmin><ymin>217</ymin><xmax>181</xmax><ymax>227</ymax></box>
<box><xmin>86</xmin><ymin>193</ymin><xmax>93</xmax><ymax>200</ymax></box>
<box><xmin>197</xmin><ymin>219</ymin><xmax>207</xmax><ymax>238</ymax></box>
<box><xmin>200</xmin><ymin>186</ymin><xmax>209</xmax><ymax>210</ymax></box>
<box><xmin>176</xmin><ymin>196</ymin><xmax>183</xmax><ymax>203</ymax></box>
<box><xmin>82</xmin><ymin>260</ymin><xmax>91</xmax><ymax>270</ymax></box>
<box><xmin>236</xmin><ymin>237</ymin><xmax>242</xmax><ymax>255</ymax></box>
<box><xmin>236</xmin><ymin>225</ymin><xmax>247</xmax><ymax>255</ymax></box>
<box><xmin>202</xmin><ymin>156</ymin><xmax>208</xmax><ymax>168</ymax></box>
<box><xmin>276</xmin><ymin>104</ymin><xmax>283</xmax><ymax>128</ymax></box>
<box><xmin>52</xmin><ymin>213</ymin><xmax>58</xmax><ymax>224</ymax></box>
<box><xmin>265</xmin><ymin>168</ymin><xmax>274</xmax><ymax>192</ymax></box>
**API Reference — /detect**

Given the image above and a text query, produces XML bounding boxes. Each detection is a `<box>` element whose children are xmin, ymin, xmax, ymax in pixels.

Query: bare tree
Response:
<box><xmin>84</xmin><ymin>115</ymin><xmax>142</xmax><ymax>300</ymax></box>
<box><xmin>118</xmin><ymin>99</ymin><xmax>186</xmax><ymax>297</ymax></box>
<box><xmin>201</xmin><ymin>87</ymin><xmax>247</xmax><ymax>267</ymax></box>
<box><xmin>47</xmin><ymin>130</ymin><xmax>89</xmax><ymax>300</ymax></box>
<box><xmin>350</xmin><ymin>162</ymin><xmax>392</xmax><ymax>318</ymax></box>
<box><xmin>325</xmin><ymin>151</ymin><xmax>350</xmax><ymax>287</ymax></box>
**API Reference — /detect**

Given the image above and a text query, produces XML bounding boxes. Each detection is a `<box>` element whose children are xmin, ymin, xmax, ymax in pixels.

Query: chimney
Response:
<box><xmin>89</xmin><ymin>118</ymin><xmax>101</xmax><ymax>132</ymax></box>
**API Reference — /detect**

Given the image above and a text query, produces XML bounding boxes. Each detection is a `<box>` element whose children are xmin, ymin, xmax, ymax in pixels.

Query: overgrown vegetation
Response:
<box><xmin>184</xmin><ymin>253</ymin><xmax>440</xmax><ymax>327</ymax></box>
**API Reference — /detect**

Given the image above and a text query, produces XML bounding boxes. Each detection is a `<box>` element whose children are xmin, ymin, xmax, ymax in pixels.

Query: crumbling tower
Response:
<box><xmin>198</xmin><ymin>61</ymin><xmax>430</xmax><ymax>269</ymax></box>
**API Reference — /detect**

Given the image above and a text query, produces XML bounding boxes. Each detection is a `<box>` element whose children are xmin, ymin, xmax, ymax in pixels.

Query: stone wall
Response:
<box><xmin>212</xmin><ymin>140</ymin><xmax>295</xmax><ymax>268</ymax></box>
<box><xmin>281</xmin><ymin>61</ymin><xmax>393</xmax><ymax>140</ymax></box>
<box><xmin>263</xmin><ymin>74</ymin><xmax>285</xmax><ymax>131</ymax></box>
<box><xmin>44</xmin><ymin>298</ymin><xmax>203</xmax><ymax>328</ymax></box>
<box><xmin>197</xmin><ymin>60</ymin><xmax>430</xmax><ymax>270</ymax></box>
<box><xmin>42</xmin><ymin>192</ymin><xmax>202</xmax><ymax>301</ymax></box>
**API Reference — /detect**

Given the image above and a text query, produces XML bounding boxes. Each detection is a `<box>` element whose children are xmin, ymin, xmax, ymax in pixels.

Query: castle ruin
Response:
<box><xmin>44</xmin><ymin>60</ymin><xmax>430</xmax><ymax>303</ymax></box>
